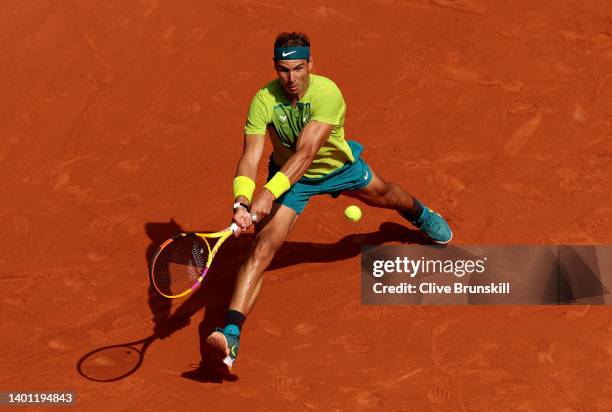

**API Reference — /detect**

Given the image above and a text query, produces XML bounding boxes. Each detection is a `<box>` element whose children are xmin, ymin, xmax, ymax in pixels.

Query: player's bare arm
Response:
<box><xmin>282</xmin><ymin>121</ymin><xmax>333</xmax><ymax>183</ymax></box>
<box><xmin>232</xmin><ymin>133</ymin><xmax>265</xmax><ymax>234</ymax></box>
<box><xmin>249</xmin><ymin>121</ymin><xmax>332</xmax><ymax>222</ymax></box>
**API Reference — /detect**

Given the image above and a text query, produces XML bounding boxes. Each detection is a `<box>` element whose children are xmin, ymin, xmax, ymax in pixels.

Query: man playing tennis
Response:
<box><xmin>205</xmin><ymin>32</ymin><xmax>452</xmax><ymax>373</ymax></box>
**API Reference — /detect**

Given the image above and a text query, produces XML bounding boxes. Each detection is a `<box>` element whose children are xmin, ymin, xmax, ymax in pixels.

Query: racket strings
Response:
<box><xmin>192</xmin><ymin>239</ymin><xmax>207</xmax><ymax>270</ymax></box>
<box><xmin>152</xmin><ymin>235</ymin><xmax>210</xmax><ymax>297</ymax></box>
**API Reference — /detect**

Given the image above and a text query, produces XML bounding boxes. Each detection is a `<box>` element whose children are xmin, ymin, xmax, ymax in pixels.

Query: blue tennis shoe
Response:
<box><xmin>412</xmin><ymin>207</ymin><xmax>453</xmax><ymax>244</ymax></box>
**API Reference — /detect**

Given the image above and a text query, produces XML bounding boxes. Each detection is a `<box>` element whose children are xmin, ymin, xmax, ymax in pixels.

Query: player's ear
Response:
<box><xmin>308</xmin><ymin>57</ymin><xmax>314</xmax><ymax>71</ymax></box>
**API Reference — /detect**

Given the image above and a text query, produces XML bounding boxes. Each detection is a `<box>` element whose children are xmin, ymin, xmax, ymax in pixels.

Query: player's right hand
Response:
<box><xmin>233</xmin><ymin>207</ymin><xmax>253</xmax><ymax>237</ymax></box>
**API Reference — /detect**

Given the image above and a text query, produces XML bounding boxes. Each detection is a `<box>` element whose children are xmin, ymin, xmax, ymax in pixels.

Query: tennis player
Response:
<box><xmin>205</xmin><ymin>32</ymin><xmax>452</xmax><ymax>373</ymax></box>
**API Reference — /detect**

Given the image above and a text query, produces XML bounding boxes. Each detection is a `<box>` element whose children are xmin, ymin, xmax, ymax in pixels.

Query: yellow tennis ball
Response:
<box><xmin>344</xmin><ymin>205</ymin><xmax>362</xmax><ymax>222</ymax></box>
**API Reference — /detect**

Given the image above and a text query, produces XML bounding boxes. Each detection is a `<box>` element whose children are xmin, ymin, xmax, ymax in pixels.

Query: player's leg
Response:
<box><xmin>204</xmin><ymin>203</ymin><xmax>298</xmax><ymax>373</ymax></box>
<box><xmin>229</xmin><ymin>203</ymin><xmax>298</xmax><ymax>315</ymax></box>
<box><xmin>344</xmin><ymin>165</ymin><xmax>452</xmax><ymax>244</ymax></box>
<box><xmin>345</xmin><ymin>167</ymin><xmax>415</xmax><ymax>210</ymax></box>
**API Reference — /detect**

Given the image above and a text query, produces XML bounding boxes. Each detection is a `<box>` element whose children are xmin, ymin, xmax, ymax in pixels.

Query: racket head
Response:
<box><xmin>150</xmin><ymin>233</ymin><xmax>210</xmax><ymax>298</ymax></box>
<box><xmin>77</xmin><ymin>337</ymin><xmax>154</xmax><ymax>382</ymax></box>
<box><xmin>150</xmin><ymin>228</ymin><xmax>234</xmax><ymax>299</ymax></box>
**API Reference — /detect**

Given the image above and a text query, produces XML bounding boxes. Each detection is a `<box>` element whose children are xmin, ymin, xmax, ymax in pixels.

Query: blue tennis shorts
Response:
<box><xmin>267</xmin><ymin>140</ymin><xmax>373</xmax><ymax>214</ymax></box>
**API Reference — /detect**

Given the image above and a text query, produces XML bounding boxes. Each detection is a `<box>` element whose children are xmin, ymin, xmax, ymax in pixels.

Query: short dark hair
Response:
<box><xmin>274</xmin><ymin>32</ymin><xmax>310</xmax><ymax>48</ymax></box>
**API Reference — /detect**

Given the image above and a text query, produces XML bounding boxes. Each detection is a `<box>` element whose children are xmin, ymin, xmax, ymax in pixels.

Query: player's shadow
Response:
<box><xmin>144</xmin><ymin>219</ymin><xmax>427</xmax><ymax>383</ymax></box>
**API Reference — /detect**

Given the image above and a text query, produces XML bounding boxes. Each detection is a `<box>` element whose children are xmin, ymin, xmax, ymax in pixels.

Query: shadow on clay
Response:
<box><xmin>76</xmin><ymin>219</ymin><xmax>428</xmax><ymax>383</ymax></box>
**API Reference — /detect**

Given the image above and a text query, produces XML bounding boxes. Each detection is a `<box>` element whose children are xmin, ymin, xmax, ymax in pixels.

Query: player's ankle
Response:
<box><xmin>399</xmin><ymin>198</ymin><xmax>424</xmax><ymax>222</ymax></box>
<box><xmin>224</xmin><ymin>309</ymin><xmax>246</xmax><ymax>335</ymax></box>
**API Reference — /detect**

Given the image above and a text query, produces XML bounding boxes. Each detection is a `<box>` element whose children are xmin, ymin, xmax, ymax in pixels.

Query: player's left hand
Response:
<box><xmin>250</xmin><ymin>189</ymin><xmax>275</xmax><ymax>223</ymax></box>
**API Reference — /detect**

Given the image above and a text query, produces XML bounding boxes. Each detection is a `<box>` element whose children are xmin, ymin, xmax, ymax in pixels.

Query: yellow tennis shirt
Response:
<box><xmin>244</xmin><ymin>74</ymin><xmax>355</xmax><ymax>179</ymax></box>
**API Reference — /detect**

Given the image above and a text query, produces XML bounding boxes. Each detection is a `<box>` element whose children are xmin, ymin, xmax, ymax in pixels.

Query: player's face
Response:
<box><xmin>274</xmin><ymin>59</ymin><xmax>312</xmax><ymax>97</ymax></box>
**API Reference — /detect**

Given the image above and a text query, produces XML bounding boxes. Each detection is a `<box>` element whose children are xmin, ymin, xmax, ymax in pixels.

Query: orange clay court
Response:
<box><xmin>2</xmin><ymin>0</ymin><xmax>612</xmax><ymax>410</ymax></box>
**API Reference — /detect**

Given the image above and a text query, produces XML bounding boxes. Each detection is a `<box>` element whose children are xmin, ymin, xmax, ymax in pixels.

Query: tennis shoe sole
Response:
<box><xmin>204</xmin><ymin>331</ymin><xmax>234</xmax><ymax>374</ymax></box>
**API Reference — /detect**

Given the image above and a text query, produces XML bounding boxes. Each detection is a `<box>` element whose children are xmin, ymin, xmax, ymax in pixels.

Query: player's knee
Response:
<box><xmin>365</xmin><ymin>180</ymin><xmax>391</xmax><ymax>200</ymax></box>
<box><xmin>377</xmin><ymin>181</ymin><xmax>393</xmax><ymax>197</ymax></box>
<box><xmin>252</xmin><ymin>235</ymin><xmax>280</xmax><ymax>262</ymax></box>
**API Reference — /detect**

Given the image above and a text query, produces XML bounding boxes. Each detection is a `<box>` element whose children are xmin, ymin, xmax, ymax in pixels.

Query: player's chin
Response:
<box><xmin>283</xmin><ymin>84</ymin><xmax>298</xmax><ymax>95</ymax></box>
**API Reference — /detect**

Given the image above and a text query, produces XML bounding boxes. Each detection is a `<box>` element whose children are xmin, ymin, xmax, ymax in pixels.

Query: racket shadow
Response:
<box><xmin>75</xmin><ymin>307</ymin><xmax>195</xmax><ymax>382</ymax></box>
<box><xmin>75</xmin><ymin>219</ymin><xmax>206</xmax><ymax>383</ymax></box>
<box><xmin>76</xmin><ymin>335</ymin><xmax>155</xmax><ymax>382</ymax></box>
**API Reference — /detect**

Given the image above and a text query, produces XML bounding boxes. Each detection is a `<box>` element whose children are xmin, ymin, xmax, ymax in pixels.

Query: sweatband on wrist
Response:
<box><xmin>273</xmin><ymin>46</ymin><xmax>310</xmax><ymax>61</ymax></box>
<box><xmin>264</xmin><ymin>171</ymin><xmax>291</xmax><ymax>198</ymax></box>
<box><xmin>233</xmin><ymin>176</ymin><xmax>255</xmax><ymax>202</ymax></box>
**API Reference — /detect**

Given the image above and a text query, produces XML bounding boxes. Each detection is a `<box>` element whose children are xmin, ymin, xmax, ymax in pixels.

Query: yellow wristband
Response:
<box><xmin>233</xmin><ymin>176</ymin><xmax>256</xmax><ymax>202</ymax></box>
<box><xmin>264</xmin><ymin>172</ymin><xmax>291</xmax><ymax>199</ymax></box>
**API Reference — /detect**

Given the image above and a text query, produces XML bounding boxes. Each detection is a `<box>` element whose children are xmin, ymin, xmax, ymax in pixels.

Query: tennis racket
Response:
<box><xmin>150</xmin><ymin>222</ymin><xmax>240</xmax><ymax>299</ymax></box>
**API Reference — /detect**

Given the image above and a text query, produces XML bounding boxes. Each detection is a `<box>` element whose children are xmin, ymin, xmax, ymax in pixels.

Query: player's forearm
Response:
<box><xmin>234</xmin><ymin>134</ymin><xmax>265</xmax><ymax>204</ymax></box>
<box><xmin>232</xmin><ymin>156</ymin><xmax>257</xmax><ymax>204</ymax></box>
<box><xmin>277</xmin><ymin>120</ymin><xmax>329</xmax><ymax>183</ymax></box>
<box><xmin>234</xmin><ymin>133</ymin><xmax>265</xmax><ymax>180</ymax></box>
<box><xmin>278</xmin><ymin>149</ymin><xmax>316</xmax><ymax>184</ymax></box>
<box><xmin>257</xmin><ymin>149</ymin><xmax>313</xmax><ymax>203</ymax></box>
<box><xmin>260</xmin><ymin>121</ymin><xmax>330</xmax><ymax>201</ymax></box>
<box><xmin>235</xmin><ymin>154</ymin><xmax>258</xmax><ymax>180</ymax></box>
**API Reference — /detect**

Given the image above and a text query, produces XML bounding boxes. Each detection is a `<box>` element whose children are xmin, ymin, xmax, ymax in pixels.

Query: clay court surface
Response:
<box><xmin>2</xmin><ymin>0</ymin><xmax>612</xmax><ymax>410</ymax></box>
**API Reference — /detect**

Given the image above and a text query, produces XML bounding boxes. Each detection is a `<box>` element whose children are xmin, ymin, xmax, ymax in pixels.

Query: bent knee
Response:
<box><xmin>362</xmin><ymin>178</ymin><xmax>392</xmax><ymax>199</ymax></box>
<box><xmin>251</xmin><ymin>235</ymin><xmax>282</xmax><ymax>261</ymax></box>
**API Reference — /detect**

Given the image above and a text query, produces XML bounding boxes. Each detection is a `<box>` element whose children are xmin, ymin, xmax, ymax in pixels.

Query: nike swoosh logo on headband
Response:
<box><xmin>282</xmin><ymin>50</ymin><xmax>297</xmax><ymax>57</ymax></box>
